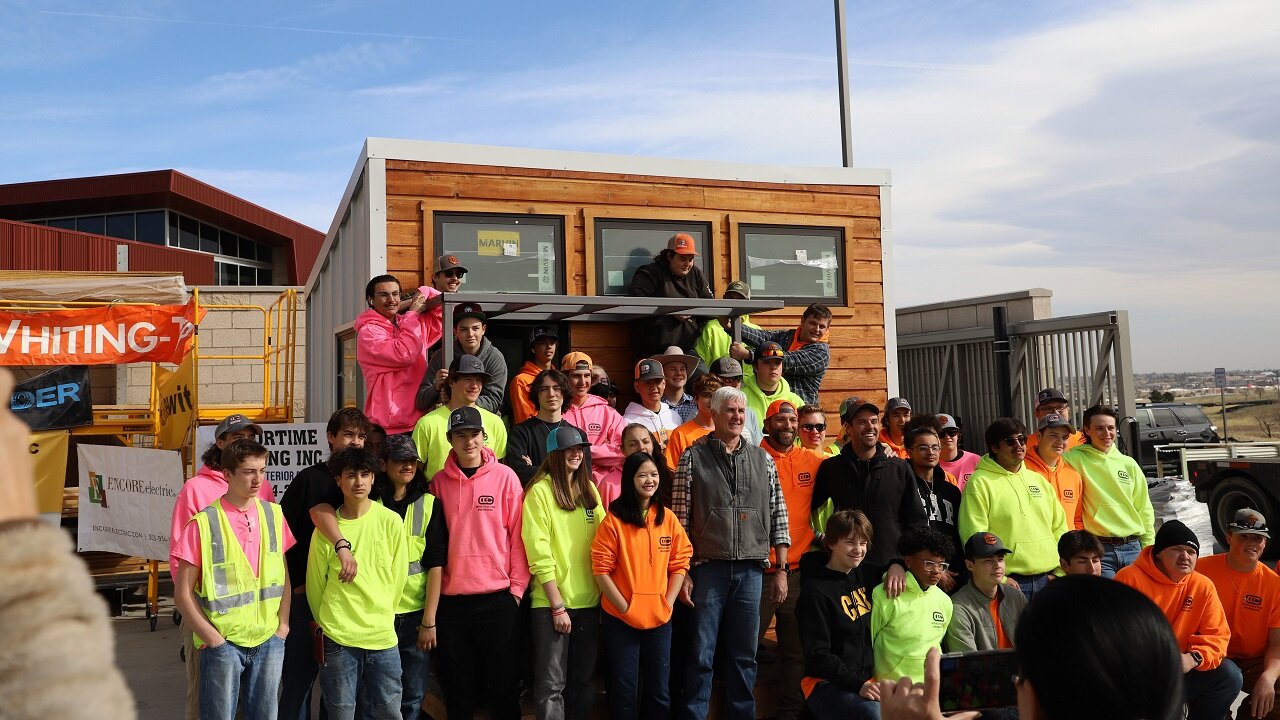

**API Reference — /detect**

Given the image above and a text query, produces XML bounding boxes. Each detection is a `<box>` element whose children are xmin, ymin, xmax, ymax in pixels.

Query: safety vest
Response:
<box><xmin>380</xmin><ymin>492</ymin><xmax>436</xmax><ymax>614</ymax></box>
<box><xmin>193</xmin><ymin>499</ymin><xmax>287</xmax><ymax>648</ymax></box>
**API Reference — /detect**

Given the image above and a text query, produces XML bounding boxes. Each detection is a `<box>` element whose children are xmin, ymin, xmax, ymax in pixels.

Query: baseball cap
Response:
<box><xmin>1036</xmin><ymin>388</ymin><xmax>1068</xmax><ymax>407</ymax></box>
<box><xmin>1036</xmin><ymin>413</ymin><xmax>1076</xmax><ymax>434</ymax></box>
<box><xmin>756</xmin><ymin>341</ymin><xmax>785</xmax><ymax>362</ymax></box>
<box><xmin>709</xmin><ymin>357</ymin><xmax>743</xmax><ymax>378</ymax></box>
<box><xmin>839</xmin><ymin>397</ymin><xmax>879</xmax><ymax>422</ymax></box>
<box><xmin>435</xmin><ymin>254</ymin><xmax>468</xmax><ymax>274</ymax></box>
<box><xmin>635</xmin><ymin>358</ymin><xmax>665</xmax><ymax>381</ymax></box>
<box><xmin>446</xmin><ymin>406</ymin><xmax>484</xmax><ymax>436</ymax></box>
<box><xmin>453</xmin><ymin>302</ymin><xmax>486</xmax><ymax>323</ymax></box>
<box><xmin>383</xmin><ymin>434</ymin><xmax>420</xmax><ymax>461</ymax></box>
<box><xmin>964</xmin><ymin>532</ymin><xmax>1013</xmax><ymax>560</ymax></box>
<box><xmin>1229</xmin><ymin>508</ymin><xmax>1271</xmax><ymax>538</ymax></box>
<box><xmin>885</xmin><ymin>397</ymin><xmax>911</xmax><ymax>413</ymax></box>
<box><xmin>529</xmin><ymin>325</ymin><xmax>558</xmax><ymax>345</ymax></box>
<box><xmin>215</xmin><ymin>413</ymin><xmax>262</xmax><ymax>438</ymax></box>
<box><xmin>937</xmin><ymin>414</ymin><xmax>960</xmax><ymax>430</ymax></box>
<box><xmin>561</xmin><ymin>351</ymin><xmax>593</xmax><ymax>374</ymax></box>
<box><xmin>725</xmin><ymin>280</ymin><xmax>751</xmax><ymax>299</ymax></box>
<box><xmin>546</xmin><ymin>425</ymin><xmax>590</xmax><ymax>454</ymax></box>
<box><xmin>766</xmin><ymin>399</ymin><xmax>797</xmax><ymax>419</ymax></box>
<box><xmin>448</xmin><ymin>354</ymin><xmax>492</xmax><ymax>383</ymax></box>
<box><xmin>667</xmin><ymin>233</ymin><xmax>698</xmax><ymax>256</ymax></box>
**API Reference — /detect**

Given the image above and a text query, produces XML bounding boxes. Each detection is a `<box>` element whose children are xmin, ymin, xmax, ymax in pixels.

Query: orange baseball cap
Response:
<box><xmin>667</xmin><ymin>233</ymin><xmax>698</xmax><ymax>256</ymax></box>
<box><xmin>560</xmin><ymin>351</ymin><xmax>593</xmax><ymax>373</ymax></box>
<box><xmin>766</xmin><ymin>399</ymin><xmax>797</xmax><ymax>419</ymax></box>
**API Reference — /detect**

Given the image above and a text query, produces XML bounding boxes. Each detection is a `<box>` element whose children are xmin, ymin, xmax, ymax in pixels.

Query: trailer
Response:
<box><xmin>1185</xmin><ymin>443</ymin><xmax>1280</xmax><ymax>546</ymax></box>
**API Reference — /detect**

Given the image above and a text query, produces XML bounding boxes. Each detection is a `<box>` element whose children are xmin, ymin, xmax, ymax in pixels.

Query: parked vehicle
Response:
<box><xmin>1188</xmin><ymin>453</ymin><xmax>1280</xmax><ymax>549</ymax></box>
<box><xmin>1133</xmin><ymin>402</ymin><xmax>1220</xmax><ymax>471</ymax></box>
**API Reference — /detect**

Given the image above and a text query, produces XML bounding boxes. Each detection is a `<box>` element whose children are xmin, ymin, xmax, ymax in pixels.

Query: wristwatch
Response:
<box><xmin>1189</xmin><ymin>650</ymin><xmax>1204</xmax><ymax>669</ymax></box>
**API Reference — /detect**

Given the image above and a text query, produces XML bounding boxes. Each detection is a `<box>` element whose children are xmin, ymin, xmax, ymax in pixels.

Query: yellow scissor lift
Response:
<box><xmin>1</xmin><ymin>282</ymin><xmax>301</xmax><ymax>630</ymax></box>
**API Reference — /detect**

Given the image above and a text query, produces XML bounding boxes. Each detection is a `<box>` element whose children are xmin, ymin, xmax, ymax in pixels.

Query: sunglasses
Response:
<box><xmin>801</xmin><ymin>423</ymin><xmax>826</xmax><ymax>432</ymax></box>
<box><xmin>940</xmin><ymin>429</ymin><xmax>960</xmax><ymax>437</ymax></box>
<box><xmin>1002</xmin><ymin>435</ymin><xmax>1028</xmax><ymax>447</ymax></box>
<box><xmin>438</xmin><ymin>269</ymin><xmax>465</xmax><ymax>279</ymax></box>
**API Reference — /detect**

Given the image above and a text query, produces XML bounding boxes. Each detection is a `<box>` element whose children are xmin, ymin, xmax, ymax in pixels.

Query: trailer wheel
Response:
<box><xmin>1208</xmin><ymin>477</ymin><xmax>1273</xmax><ymax>550</ymax></box>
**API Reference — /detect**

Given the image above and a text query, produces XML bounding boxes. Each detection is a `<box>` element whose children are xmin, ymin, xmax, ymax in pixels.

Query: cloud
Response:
<box><xmin>185</xmin><ymin>41</ymin><xmax>418</xmax><ymax>104</ymax></box>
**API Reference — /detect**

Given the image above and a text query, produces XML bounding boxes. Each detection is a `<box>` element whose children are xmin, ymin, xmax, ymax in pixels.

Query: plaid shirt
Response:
<box><xmin>663</xmin><ymin>393</ymin><xmax>698</xmax><ymax>423</ymax></box>
<box><xmin>740</xmin><ymin>326</ymin><xmax>830</xmax><ymax>405</ymax></box>
<box><xmin>672</xmin><ymin>434</ymin><xmax>790</xmax><ymax>567</ymax></box>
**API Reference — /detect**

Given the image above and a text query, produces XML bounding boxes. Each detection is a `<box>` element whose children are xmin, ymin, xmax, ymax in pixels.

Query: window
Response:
<box><xmin>1172</xmin><ymin>406</ymin><xmax>1208</xmax><ymax>425</ymax></box>
<box><xmin>738</xmin><ymin>224</ymin><xmax>845</xmax><ymax>303</ymax></box>
<box><xmin>337</xmin><ymin>330</ymin><xmax>361</xmax><ymax>409</ymax></box>
<box><xmin>433</xmin><ymin>213</ymin><xmax>564</xmax><ymax>294</ymax></box>
<box><xmin>1151</xmin><ymin>409</ymin><xmax>1179</xmax><ymax>428</ymax></box>
<box><xmin>47</xmin><ymin>218</ymin><xmax>76</xmax><ymax>230</ymax></box>
<box><xmin>135</xmin><ymin>211</ymin><xmax>165</xmax><ymax>245</ymax></box>
<box><xmin>594</xmin><ymin>219</ymin><xmax>711</xmax><ymax>296</ymax></box>
<box><xmin>105</xmin><ymin>214</ymin><xmax>134</xmax><ymax>240</ymax></box>
<box><xmin>76</xmin><ymin>215</ymin><xmax>105</xmax><ymax>235</ymax></box>
<box><xmin>178</xmin><ymin>216</ymin><xmax>199</xmax><ymax>251</ymax></box>
<box><xmin>200</xmin><ymin>223</ymin><xmax>220</xmax><ymax>254</ymax></box>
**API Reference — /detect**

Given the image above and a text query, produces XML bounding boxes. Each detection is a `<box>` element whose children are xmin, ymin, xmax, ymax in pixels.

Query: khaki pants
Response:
<box><xmin>1235</xmin><ymin>656</ymin><xmax>1280</xmax><ymax>720</ymax></box>
<box><xmin>182</xmin><ymin>619</ymin><xmax>201</xmax><ymax>720</ymax></box>
<box><xmin>758</xmin><ymin>571</ymin><xmax>805</xmax><ymax>720</ymax></box>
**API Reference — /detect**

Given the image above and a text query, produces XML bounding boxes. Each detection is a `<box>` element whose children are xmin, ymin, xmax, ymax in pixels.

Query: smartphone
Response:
<box><xmin>938</xmin><ymin>649</ymin><xmax>1018</xmax><ymax>712</ymax></box>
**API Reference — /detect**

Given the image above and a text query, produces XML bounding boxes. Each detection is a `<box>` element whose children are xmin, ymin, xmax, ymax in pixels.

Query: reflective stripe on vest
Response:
<box><xmin>193</xmin><ymin>500</ymin><xmax>287</xmax><ymax>647</ymax></box>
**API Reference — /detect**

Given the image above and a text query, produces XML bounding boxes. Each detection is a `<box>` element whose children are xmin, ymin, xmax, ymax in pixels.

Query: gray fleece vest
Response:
<box><xmin>687</xmin><ymin>437</ymin><xmax>772</xmax><ymax>562</ymax></box>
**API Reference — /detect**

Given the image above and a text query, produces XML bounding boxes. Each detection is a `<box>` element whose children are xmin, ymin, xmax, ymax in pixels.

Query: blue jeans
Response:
<box><xmin>805</xmin><ymin>680</ymin><xmax>880</xmax><ymax>720</ymax></box>
<box><xmin>1007</xmin><ymin>572</ymin><xmax>1050</xmax><ymax>602</ymax></box>
<box><xmin>393</xmin><ymin>613</ymin><xmax>430</xmax><ymax>720</ymax></box>
<box><xmin>318</xmin><ymin>638</ymin><xmax>403</xmax><ymax>720</ymax></box>
<box><xmin>199</xmin><ymin>634</ymin><xmax>285</xmax><ymax>720</ymax></box>
<box><xmin>1099</xmin><ymin>538</ymin><xmax>1142</xmax><ymax>578</ymax></box>
<box><xmin>602</xmin><ymin>612</ymin><xmax>673</xmax><ymax>720</ymax></box>
<box><xmin>682</xmin><ymin>560</ymin><xmax>763</xmax><ymax>720</ymax></box>
<box><xmin>1184</xmin><ymin>659</ymin><xmax>1243</xmax><ymax>720</ymax></box>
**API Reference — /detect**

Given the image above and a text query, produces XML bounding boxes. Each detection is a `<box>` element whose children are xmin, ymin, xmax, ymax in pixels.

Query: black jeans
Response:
<box><xmin>436</xmin><ymin>590</ymin><xmax>522</xmax><ymax>720</ymax></box>
<box><xmin>278</xmin><ymin>590</ymin><xmax>321</xmax><ymax>720</ymax></box>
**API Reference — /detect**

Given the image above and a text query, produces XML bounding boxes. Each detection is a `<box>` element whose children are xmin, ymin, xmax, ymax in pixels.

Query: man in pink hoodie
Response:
<box><xmin>431</xmin><ymin>406</ymin><xmax>530</xmax><ymax>720</ymax></box>
<box><xmin>168</xmin><ymin>413</ymin><xmax>276</xmax><ymax>720</ymax></box>
<box><xmin>355</xmin><ymin>274</ymin><xmax>443</xmax><ymax>436</ymax></box>
<box><xmin>560</xmin><ymin>351</ymin><xmax>627</xmax><ymax>508</ymax></box>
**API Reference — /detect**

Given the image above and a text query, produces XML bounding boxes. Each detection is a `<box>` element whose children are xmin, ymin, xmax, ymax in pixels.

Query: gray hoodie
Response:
<box><xmin>415</xmin><ymin>337</ymin><xmax>509</xmax><ymax>414</ymax></box>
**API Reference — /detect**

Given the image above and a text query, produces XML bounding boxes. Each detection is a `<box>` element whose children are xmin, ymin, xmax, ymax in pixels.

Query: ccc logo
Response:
<box><xmin>1246</xmin><ymin>594</ymin><xmax>1264</xmax><ymax>608</ymax></box>
<box><xmin>1182</xmin><ymin>595</ymin><xmax>1195</xmax><ymax>611</ymax></box>
<box><xmin>659</xmin><ymin>536</ymin><xmax>673</xmax><ymax>547</ymax></box>
<box><xmin>932</xmin><ymin>611</ymin><xmax>945</xmax><ymax>623</ymax></box>
<box><xmin>477</xmin><ymin>495</ymin><xmax>495</xmax><ymax>506</ymax></box>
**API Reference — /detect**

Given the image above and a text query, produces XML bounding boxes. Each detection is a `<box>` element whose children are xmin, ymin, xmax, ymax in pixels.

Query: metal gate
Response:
<box><xmin>898</xmin><ymin>310</ymin><xmax>1135</xmax><ymax>451</ymax></box>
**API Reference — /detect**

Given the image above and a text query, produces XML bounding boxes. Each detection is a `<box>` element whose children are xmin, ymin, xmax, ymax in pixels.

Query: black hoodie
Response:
<box><xmin>796</xmin><ymin>550</ymin><xmax>886</xmax><ymax>692</ymax></box>
<box><xmin>811</xmin><ymin>443</ymin><xmax>928</xmax><ymax>568</ymax></box>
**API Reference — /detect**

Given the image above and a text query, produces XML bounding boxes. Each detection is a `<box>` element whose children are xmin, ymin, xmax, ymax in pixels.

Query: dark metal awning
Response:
<box><xmin>422</xmin><ymin>292</ymin><xmax>784</xmax><ymax>365</ymax></box>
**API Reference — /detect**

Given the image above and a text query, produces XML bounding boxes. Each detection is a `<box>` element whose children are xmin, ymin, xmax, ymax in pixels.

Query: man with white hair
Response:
<box><xmin>672</xmin><ymin>386</ymin><xmax>791</xmax><ymax>720</ymax></box>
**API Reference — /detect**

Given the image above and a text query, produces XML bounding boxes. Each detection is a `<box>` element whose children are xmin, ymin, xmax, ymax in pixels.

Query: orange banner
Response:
<box><xmin>0</xmin><ymin>301</ymin><xmax>200</xmax><ymax>366</ymax></box>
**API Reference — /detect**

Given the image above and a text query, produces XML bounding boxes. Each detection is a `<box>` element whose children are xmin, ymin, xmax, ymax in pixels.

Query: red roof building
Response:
<box><xmin>0</xmin><ymin>170</ymin><xmax>323</xmax><ymax>286</ymax></box>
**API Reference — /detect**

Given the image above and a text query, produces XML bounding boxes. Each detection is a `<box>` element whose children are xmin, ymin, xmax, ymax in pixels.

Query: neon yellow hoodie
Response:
<box><xmin>1063</xmin><ymin>442</ymin><xmax>1154</xmax><ymax>545</ymax></box>
<box><xmin>521</xmin><ymin>475</ymin><xmax>605</xmax><ymax>609</ymax></box>
<box><xmin>871</xmin><ymin>572</ymin><xmax>952</xmax><ymax>683</ymax></box>
<box><xmin>958</xmin><ymin>455</ymin><xmax>1067</xmax><ymax>576</ymax></box>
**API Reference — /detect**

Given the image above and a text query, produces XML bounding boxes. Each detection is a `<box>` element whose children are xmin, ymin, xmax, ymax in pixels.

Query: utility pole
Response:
<box><xmin>834</xmin><ymin>0</ymin><xmax>855</xmax><ymax>167</ymax></box>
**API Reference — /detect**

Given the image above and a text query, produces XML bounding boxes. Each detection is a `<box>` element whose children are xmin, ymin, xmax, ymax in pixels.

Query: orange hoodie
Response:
<box><xmin>1025</xmin><ymin>430</ymin><xmax>1085</xmax><ymax>455</ymax></box>
<box><xmin>1115</xmin><ymin>546</ymin><xmax>1231</xmax><ymax>669</ymax></box>
<box><xmin>509</xmin><ymin>360</ymin><xmax>545</xmax><ymax>425</ymax></box>
<box><xmin>1023</xmin><ymin>448</ymin><xmax>1084</xmax><ymax>531</ymax></box>
<box><xmin>762</xmin><ymin>440</ymin><xmax>823</xmax><ymax>566</ymax></box>
<box><xmin>591</xmin><ymin>504</ymin><xmax>693</xmax><ymax>629</ymax></box>
<box><xmin>880</xmin><ymin>429</ymin><xmax>908</xmax><ymax>459</ymax></box>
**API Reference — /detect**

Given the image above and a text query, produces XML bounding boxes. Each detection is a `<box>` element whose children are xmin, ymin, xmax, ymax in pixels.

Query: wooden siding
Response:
<box><xmin>383</xmin><ymin>160</ymin><xmax>888</xmax><ymax>421</ymax></box>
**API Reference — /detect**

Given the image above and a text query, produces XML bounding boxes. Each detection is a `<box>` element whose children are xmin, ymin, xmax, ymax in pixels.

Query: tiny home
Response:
<box><xmin>305</xmin><ymin>139</ymin><xmax>897</xmax><ymax>423</ymax></box>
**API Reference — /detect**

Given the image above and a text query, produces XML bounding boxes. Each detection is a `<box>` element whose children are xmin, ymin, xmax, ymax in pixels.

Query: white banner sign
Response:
<box><xmin>78</xmin><ymin>444</ymin><xmax>184</xmax><ymax>561</ymax></box>
<box><xmin>196</xmin><ymin>422</ymin><xmax>328</xmax><ymax>500</ymax></box>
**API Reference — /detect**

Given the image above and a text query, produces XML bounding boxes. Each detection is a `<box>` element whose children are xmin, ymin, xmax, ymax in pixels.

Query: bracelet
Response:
<box><xmin>419</xmin><ymin>623</ymin><xmax>435</xmax><ymax>630</ymax></box>
<box><xmin>335</xmin><ymin>540</ymin><xmax>352</xmax><ymax>552</ymax></box>
<box><xmin>550</xmin><ymin>607</ymin><xmax>568</xmax><ymax>617</ymax></box>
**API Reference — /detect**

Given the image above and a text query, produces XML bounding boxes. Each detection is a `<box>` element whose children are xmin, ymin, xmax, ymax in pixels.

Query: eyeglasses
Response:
<box><xmin>801</xmin><ymin>423</ymin><xmax>826</xmax><ymax>432</ymax></box>
<box><xmin>913</xmin><ymin>444</ymin><xmax>941</xmax><ymax>453</ymax></box>
<box><xmin>922</xmin><ymin>560</ymin><xmax>950</xmax><ymax>572</ymax></box>
<box><xmin>1002</xmin><ymin>435</ymin><xmax>1028</xmax><ymax>447</ymax></box>
<box><xmin>438</xmin><ymin>269</ymin><xmax>465</xmax><ymax>279</ymax></box>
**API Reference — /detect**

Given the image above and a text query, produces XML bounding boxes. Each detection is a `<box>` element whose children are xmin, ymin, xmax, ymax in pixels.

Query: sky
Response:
<box><xmin>1</xmin><ymin>0</ymin><xmax>1277</xmax><ymax>373</ymax></box>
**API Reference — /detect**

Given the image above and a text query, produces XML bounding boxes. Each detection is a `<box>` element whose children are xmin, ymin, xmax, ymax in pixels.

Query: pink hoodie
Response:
<box><xmin>354</xmin><ymin>286</ymin><xmax>443</xmax><ymax>434</ymax></box>
<box><xmin>168</xmin><ymin>464</ymin><xmax>276</xmax><ymax>581</ymax></box>
<box><xmin>563</xmin><ymin>393</ymin><xmax>626</xmax><ymax>507</ymax></box>
<box><xmin>431</xmin><ymin>447</ymin><xmax>530</xmax><ymax>599</ymax></box>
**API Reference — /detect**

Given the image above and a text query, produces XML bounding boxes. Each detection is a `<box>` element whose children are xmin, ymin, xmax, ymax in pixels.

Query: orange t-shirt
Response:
<box><xmin>665</xmin><ymin>419</ymin><xmax>713</xmax><ymax>470</ymax></box>
<box><xmin>988</xmin><ymin>596</ymin><xmax>1012</xmax><ymax>649</ymax></box>
<box><xmin>1197</xmin><ymin>554</ymin><xmax>1280</xmax><ymax>660</ymax></box>
<box><xmin>1023</xmin><ymin>450</ymin><xmax>1084</xmax><ymax>531</ymax></box>
<box><xmin>761</xmin><ymin>441</ymin><xmax>823</xmax><ymax>565</ymax></box>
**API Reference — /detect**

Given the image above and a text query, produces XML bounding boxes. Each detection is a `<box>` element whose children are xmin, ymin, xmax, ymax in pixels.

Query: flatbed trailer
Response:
<box><xmin>1186</xmin><ymin>444</ymin><xmax>1280</xmax><ymax>546</ymax></box>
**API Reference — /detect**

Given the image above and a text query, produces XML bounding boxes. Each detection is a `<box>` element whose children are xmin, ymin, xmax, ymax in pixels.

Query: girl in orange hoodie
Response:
<box><xmin>591</xmin><ymin>451</ymin><xmax>693</xmax><ymax>720</ymax></box>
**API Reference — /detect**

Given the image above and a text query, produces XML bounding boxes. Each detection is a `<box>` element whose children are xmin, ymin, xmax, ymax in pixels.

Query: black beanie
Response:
<box><xmin>1153</xmin><ymin>520</ymin><xmax>1200</xmax><ymax>556</ymax></box>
